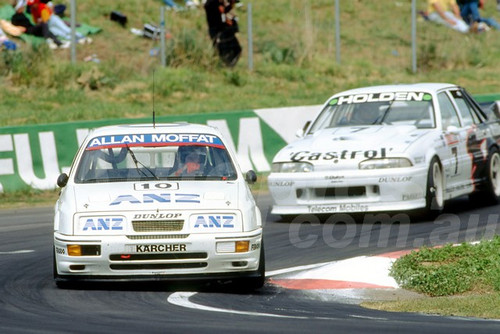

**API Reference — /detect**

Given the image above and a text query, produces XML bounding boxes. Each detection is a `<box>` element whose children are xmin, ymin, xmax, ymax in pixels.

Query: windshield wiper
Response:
<box><xmin>375</xmin><ymin>99</ymin><xmax>396</xmax><ymax>124</ymax></box>
<box><xmin>126</xmin><ymin>145</ymin><xmax>159</xmax><ymax>180</ymax></box>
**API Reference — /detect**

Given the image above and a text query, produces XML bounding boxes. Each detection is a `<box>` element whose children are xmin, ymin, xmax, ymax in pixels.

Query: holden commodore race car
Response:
<box><xmin>268</xmin><ymin>83</ymin><xmax>500</xmax><ymax>218</ymax></box>
<box><xmin>53</xmin><ymin>123</ymin><xmax>264</xmax><ymax>289</ymax></box>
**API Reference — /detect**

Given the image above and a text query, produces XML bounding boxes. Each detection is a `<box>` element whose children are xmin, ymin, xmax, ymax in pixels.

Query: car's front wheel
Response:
<box><xmin>232</xmin><ymin>241</ymin><xmax>265</xmax><ymax>291</ymax></box>
<box><xmin>53</xmin><ymin>247</ymin><xmax>73</xmax><ymax>289</ymax></box>
<box><xmin>423</xmin><ymin>157</ymin><xmax>444</xmax><ymax>218</ymax></box>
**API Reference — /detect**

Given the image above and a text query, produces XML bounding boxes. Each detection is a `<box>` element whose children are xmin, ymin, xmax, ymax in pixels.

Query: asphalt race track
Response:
<box><xmin>1</xmin><ymin>193</ymin><xmax>500</xmax><ymax>333</ymax></box>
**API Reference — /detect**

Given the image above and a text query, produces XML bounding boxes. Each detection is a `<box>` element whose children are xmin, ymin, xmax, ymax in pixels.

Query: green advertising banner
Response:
<box><xmin>1</xmin><ymin>96</ymin><xmax>498</xmax><ymax>193</ymax></box>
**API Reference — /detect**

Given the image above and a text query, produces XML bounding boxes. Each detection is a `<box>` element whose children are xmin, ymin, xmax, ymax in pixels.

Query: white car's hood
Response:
<box><xmin>71</xmin><ymin>181</ymin><xmax>240</xmax><ymax>213</ymax></box>
<box><xmin>274</xmin><ymin>125</ymin><xmax>432</xmax><ymax>168</ymax></box>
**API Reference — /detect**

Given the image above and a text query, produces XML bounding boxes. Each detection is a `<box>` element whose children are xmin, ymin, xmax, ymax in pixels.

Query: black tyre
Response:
<box><xmin>423</xmin><ymin>157</ymin><xmax>444</xmax><ymax>218</ymax></box>
<box><xmin>233</xmin><ymin>241</ymin><xmax>265</xmax><ymax>291</ymax></box>
<box><xmin>469</xmin><ymin>147</ymin><xmax>500</xmax><ymax>206</ymax></box>
<box><xmin>53</xmin><ymin>247</ymin><xmax>73</xmax><ymax>289</ymax></box>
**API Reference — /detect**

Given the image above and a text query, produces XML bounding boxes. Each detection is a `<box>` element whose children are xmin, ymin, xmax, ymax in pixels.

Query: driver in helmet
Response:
<box><xmin>173</xmin><ymin>146</ymin><xmax>206</xmax><ymax>176</ymax></box>
<box><xmin>350</xmin><ymin>103</ymin><xmax>385</xmax><ymax>125</ymax></box>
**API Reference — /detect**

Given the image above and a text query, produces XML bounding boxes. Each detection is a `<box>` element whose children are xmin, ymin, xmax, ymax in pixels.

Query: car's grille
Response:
<box><xmin>132</xmin><ymin>220</ymin><xmax>184</xmax><ymax>232</ymax></box>
<box><xmin>126</xmin><ymin>234</ymin><xmax>189</xmax><ymax>240</ymax></box>
<box><xmin>110</xmin><ymin>262</ymin><xmax>208</xmax><ymax>270</ymax></box>
<box><xmin>296</xmin><ymin>186</ymin><xmax>376</xmax><ymax>200</ymax></box>
<box><xmin>314</xmin><ymin>186</ymin><xmax>366</xmax><ymax>198</ymax></box>
<box><xmin>109</xmin><ymin>252</ymin><xmax>208</xmax><ymax>271</ymax></box>
<box><xmin>110</xmin><ymin>253</ymin><xmax>207</xmax><ymax>261</ymax></box>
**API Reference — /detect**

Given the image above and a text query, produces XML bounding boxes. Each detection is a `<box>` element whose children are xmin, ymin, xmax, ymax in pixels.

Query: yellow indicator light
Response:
<box><xmin>67</xmin><ymin>245</ymin><xmax>82</xmax><ymax>256</ymax></box>
<box><xmin>235</xmin><ymin>241</ymin><xmax>249</xmax><ymax>253</ymax></box>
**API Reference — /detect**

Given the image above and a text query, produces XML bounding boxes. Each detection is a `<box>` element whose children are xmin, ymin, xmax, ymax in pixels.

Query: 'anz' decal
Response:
<box><xmin>110</xmin><ymin>193</ymin><xmax>200</xmax><ymax>205</ymax></box>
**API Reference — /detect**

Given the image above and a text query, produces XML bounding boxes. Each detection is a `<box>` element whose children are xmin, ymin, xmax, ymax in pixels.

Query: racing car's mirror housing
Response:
<box><xmin>446</xmin><ymin>125</ymin><xmax>459</xmax><ymax>134</ymax></box>
<box><xmin>246</xmin><ymin>170</ymin><xmax>257</xmax><ymax>184</ymax></box>
<box><xmin>296</xmin><ymin>121</ymin><xmax>311</xmax><ymax>138</ymax></box>
<box><xmin>57</xmin><ymin>173</ymin><xmax>69</xmax><ymax>188</ymax></box>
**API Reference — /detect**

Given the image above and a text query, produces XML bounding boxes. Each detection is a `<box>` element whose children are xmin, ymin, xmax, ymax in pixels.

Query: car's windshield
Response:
<box><xmin>307</xmin><ymin>92</ymin><xmax>435</xmax><ymax>134</ymax></box>
<box><xmin>74</xmin><ymin>133</ymin><xmax>237</xmax><ymax>183</ymax></box>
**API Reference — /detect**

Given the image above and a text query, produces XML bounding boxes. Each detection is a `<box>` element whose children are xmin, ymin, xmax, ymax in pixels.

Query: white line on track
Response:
<box><xmin>265</xmin><ymin>261</ymin><xmax>335</xmax><ymax>277</ymax></box>
<box><xmin>0</xmin><ymin>250</ymin><xmax>35</xmax><ymax>255</ymax></box>
<box><xmin>168</xmin><ymin>291</ymin><xmax>310</xmax><ymax>319</ymax></box>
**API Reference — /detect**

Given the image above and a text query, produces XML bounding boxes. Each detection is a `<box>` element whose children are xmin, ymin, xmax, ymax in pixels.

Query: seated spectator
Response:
<box><xmin>27</xmin><ymin>0</ymin><xmax>91</xmax><ymax>44</ymax></box>
<box><xmin>0</xmin><ymin>26</ymin><xmax>17</xmax><ymax>50</ymax></box>
<box><xmin>11</xmin><ymin>0</ymin><xmax>68</xmax><ymax>49</ymax></box>
<box><xmin>163</xmin><ymin>0</ymin><xmax>200</xmax><ymax>11</ymax></box>
<box><xmin>457</xmin><ymin>0</ymin><xmax>500</xmax><ymax>31</ymax></box>
<box><xmin>427</xmin><ymin>0</ymin><xmax>470</xmax><ymax>33</ymax></box>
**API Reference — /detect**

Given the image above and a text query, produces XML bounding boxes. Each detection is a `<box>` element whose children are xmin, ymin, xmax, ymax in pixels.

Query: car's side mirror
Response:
<box><xmin>245</xmin><ymin>170</ymin><xmax>257</xmax><ymax>184</ymax></box>
<box><xmin>57</xmin><ymin>173</ymin><xmax>69</xmax><ymax>188</ymax></box>
<box><xmin>295</xmin><ymin>121</ymin><xmax>311</xmax><ymax>138</ymax></box>
<box><xmin>446</xmin><ymin>125</ymin><xmax>459</xmax><ymax>134</ymax></box>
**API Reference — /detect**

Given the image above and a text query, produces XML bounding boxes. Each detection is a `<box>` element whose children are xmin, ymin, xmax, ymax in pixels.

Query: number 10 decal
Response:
<box><xmin>134</xmin><ymin>183</ymin><xmax>179</xmax><ymax>190</ymax></box>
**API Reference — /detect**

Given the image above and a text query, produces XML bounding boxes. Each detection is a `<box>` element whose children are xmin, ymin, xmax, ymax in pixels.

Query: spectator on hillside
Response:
<box><xmin>11</xmin><ymin>0</ymin><xmax>68</xmax><ymax>49</ymax></box>
<box><xmin>0</xmin><ymin>26</ymin><xmax>17</xmax><ymax>50</ymax></box>
<box><xmin>204</xmin><ymin>0</ymin><xmax>241</xmax><ymax>66</ymax></box>
<box><xmin>27</xmin><ymin>0</ymin><xmax>91</xmax><ymax>44</ymax></box>
<box><xmin>162</xmin><ymin>0</ymin><xmax>200</xmax><ymax>11</ymax></box>
<box><xmin>457</xmin><ymin>0</ymin><xmax>500</xmax><ymax>30</ymax></box>
<box><xmin>204</xmin><ymin>0</ymin><xmax>238</xmax><ymax>41</ymax></box>
<box><xmin>427</xmin><ymin>0</ymin><xmax>470</xmax><ymax>33</ymax></box>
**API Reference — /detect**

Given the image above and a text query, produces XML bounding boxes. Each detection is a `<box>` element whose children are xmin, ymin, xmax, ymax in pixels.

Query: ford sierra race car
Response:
<box><xmin>268</xmin><ymin>83</ymin><xmax>500</xmax><ymax>219</ymax></box>
<box><xmin>53</xmin><ymin>123</ymin><xmax>264</xmax><ymax>289</ymax></box>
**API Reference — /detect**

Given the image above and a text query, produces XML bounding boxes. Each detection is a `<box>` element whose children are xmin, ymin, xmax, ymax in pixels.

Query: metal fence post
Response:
<box><xmin>70</xmin><ymin>0</ymin><xmax>76</xmax><ymax>64</ymax></box>
<box><xmin>335</xmin><ymin>0</ymin><xmax>341</xmax><ymax>64</ymax></box>
<box><xmin>161</xmin><ymin>6</ymin><xmax>166</xmax><ymax>67</ymax></box>
<box><xmin>247</xmin><ymin>3</ymin><xmax>253</xmax><ymax>71</ymax></box>
<box><xmin>411</xmin><ymin>0</ymin><xmax>417</xmax><ymax>73</ymax></box>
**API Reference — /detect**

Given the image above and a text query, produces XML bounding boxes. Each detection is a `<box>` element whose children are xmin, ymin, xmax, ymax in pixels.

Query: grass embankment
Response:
<box><xmin>1</xmin><ymin>1</ymin><xmax>500</xmax><ymax>126</ymax></box>
<box><xmin>364</xmin><ymin>237</ymin><xmax>500</xmax><ymax>319</ymax></box>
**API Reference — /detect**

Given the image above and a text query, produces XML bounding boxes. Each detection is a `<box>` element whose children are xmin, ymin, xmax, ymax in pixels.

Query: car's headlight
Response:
<box><xmin>272</xmin><ymin>162</ymin><xmax>314</xmax><ymax>173</ymax></box>
<box><xmin>359</xmin><ymin>158</ymin><xmax>412</xmax><ymax>169</ymax></box>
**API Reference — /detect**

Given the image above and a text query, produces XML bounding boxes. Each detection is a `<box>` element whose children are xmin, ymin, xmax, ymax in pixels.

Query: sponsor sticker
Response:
<box><xmin>86</xmin><ymin>133</ymin><xmax>225</xmax><ymax>150</ymax></box>
<box><xmin>78</xmin><ymin>216</ymin><xmax>125</xmax><ymax>234</ymax></box>
<box><xmin>309</xmin><ymin>204</ymin><xmax>369</xmax><ymax>213</ymax></box>
<box><xmin>126</xmin><ymin>244</ymin><xmax>187</xmax><ymax>253</ymax></box>
<box><xmin>378</xmin><ymin>176</ymin><xmax>412</xmax><ymax>183</ymax></box>
<box><xmin>191</xmin><ymin>214</ymin><xmax>237</xmax><ymax>230</ymax></box>
<box><xmin>329</xmin><ymin>92</ymin><xmax>432</xmax><ymax>105</ymax></box>
<box><xmin>290</xmin><ymin>148</ymin><xmax>387</xmax><ymax>163</ymax></box>
<box><xmin>110</xmin><ymin>193</ymin><xmax>200</xmax><ymax>205</ymax></box>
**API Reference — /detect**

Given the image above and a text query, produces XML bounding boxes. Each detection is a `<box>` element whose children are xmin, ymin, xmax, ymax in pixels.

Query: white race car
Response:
<box><xmin>54</xmin><ymin>123</ymin><xmax>264</xmax><ymax>289</ymax></box>
<box><xmin>268</xmin><ymin>83</ymin><xmax>500</xmax><ymax>218</ymax></box>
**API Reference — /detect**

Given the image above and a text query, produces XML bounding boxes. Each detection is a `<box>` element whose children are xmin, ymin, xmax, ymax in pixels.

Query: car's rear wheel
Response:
<box><xmin>422</xmin><ymin>157</ymin><xmax>444</xmax><ymax>218</ymax></box>
<box><xmin>469</xmin><ymin>147</ymin><xmax>500</xmax><ymax>206</ymax></box>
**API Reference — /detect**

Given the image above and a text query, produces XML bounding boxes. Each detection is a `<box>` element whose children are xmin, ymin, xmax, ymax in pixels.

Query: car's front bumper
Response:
<box><xmin>268</xmin><ymin>166</ymin><xmax>428</xmax><ymax>215</ymax></box>
<box><xmin>54</xmin><ymin>229</ymin><xmax>262</xmax><ymax>281</ymax></box>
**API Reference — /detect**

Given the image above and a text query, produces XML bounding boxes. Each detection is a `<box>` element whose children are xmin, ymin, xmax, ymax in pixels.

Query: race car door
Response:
<box><xmin>436</xmin><ymin>90</ymin><xmax>473</xmax><ymax>198</ymax></box>
<box><xmin>449</xmin><ymin>88</ymin><xmax>490</xmax><ymax>188</ymax></box>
